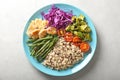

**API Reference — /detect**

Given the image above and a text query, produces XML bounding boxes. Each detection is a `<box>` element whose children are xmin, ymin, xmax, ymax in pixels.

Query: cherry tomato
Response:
<box><xmin>80</xmin><ymin>42</ymin><xmax>90</xmax><ymax>52</ymax></box>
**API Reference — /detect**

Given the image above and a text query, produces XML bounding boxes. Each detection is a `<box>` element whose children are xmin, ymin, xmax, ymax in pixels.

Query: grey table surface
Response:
<box><xmin>0</xmin><ymin>0</ymin><xmax>120</xmax><ymax>80</ymax></box>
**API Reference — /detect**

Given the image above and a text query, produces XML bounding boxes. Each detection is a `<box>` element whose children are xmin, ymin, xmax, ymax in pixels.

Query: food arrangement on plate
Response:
<box><xmin>26</xmin><ymin>5</ymin><xmax>92</xmax><ymax>70</ymax></box>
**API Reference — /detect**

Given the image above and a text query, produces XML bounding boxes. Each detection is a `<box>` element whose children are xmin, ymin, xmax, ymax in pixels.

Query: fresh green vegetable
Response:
<box><xmin>83</xmin><ymin>33</ymin><xmax>92</xmax><ymax>41</ymax></box>
<box><xmin>65</xmin><ymin>25</ymin><xmax>71</xmax><ymax>31</ymax></box>
<box><xmin>33</xmin><ymin>35</ymin><xmax>53</xmax><ymax>44</ymax></box>
<box><xmin>65</xmin><ymin>15</ymin><xmax>92</xmax><ymax>42</ymax></box>
<box><xmin>79</xmin><ymin>25</ymin><xmax>87</xmax><ymax>32</ymax></box>
<box><xmin>35</xmin><ymin>40</ymin><xmax>51</xmax><ymax>57</ymax></box>
<box><xmin>79</xmin><ymin>14</ymin><xmax>85</xmax><ymax>21</ymax></box>
<box><xmin>37</xmin><ymin>37</ymin><xmax>58</xmax><ymax>62</ymax></box>
<box><xmin>27</xmin><ymin>38</ymin><xmax>37</xmax><ymax>43</ymax></box>
<box><xmin>74</xmin><ymin>31</ymin><xmax>84</xmax><ymax>39</ymax></box>
<box><xmin>84</xmin><ymin>27</ymin><xmax>91</xmax><ymax>32</ymax></box>
<box><xmin>27</xmin><ymin>35</ymin><xmax>58</xmax><ymax>62</ymax></box>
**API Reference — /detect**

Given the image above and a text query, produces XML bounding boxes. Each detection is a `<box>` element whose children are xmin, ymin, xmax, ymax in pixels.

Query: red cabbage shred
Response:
<box><xmin>41</xmin><ymin>5</ymin><xmax>73</xmax><ymax>29</ymax></box>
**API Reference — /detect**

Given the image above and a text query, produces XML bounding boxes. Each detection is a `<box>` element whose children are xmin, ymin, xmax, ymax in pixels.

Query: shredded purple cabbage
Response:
<box><xmin>41</xmin><ymin>5</ymin><xmax>73</xmax><ymax>29</ymax></box>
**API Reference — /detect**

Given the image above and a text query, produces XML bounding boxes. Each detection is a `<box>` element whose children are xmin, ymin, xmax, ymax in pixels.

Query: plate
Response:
<box><xmin>23</xmin><ymin>3</ymin><xmax>97</xmax><ymax>76</ymax></box>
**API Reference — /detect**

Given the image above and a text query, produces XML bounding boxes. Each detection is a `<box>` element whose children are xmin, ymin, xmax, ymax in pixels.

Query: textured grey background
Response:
<box><xmin>0</xmin><ymin>0</ymin><xmax>120</xmax><ymax>80</ymax></box>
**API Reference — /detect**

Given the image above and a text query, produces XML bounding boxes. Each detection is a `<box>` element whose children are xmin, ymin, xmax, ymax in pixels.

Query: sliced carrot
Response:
<box><xmin>64</xmin><ymin>32</ymin><xmax>73</xmax><ymax>42</ymax></box>
<box><xmin>73</xmin><ymin>36</ymin><xmax>81</xmax><ymax>43</ymax></box>
<box><xmin>80</xmin><ymin>42</ymin><xmax>90</xmax><ymax>52</ymax></box>
<box><xmin>64</xmin><ymin>36</ymin><xmax>73</xmax><ymax>42</ymax></box>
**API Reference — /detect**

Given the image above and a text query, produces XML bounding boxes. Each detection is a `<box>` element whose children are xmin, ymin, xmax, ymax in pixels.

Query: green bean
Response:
<box><xmin>30</xmin><ymin>49</ymin><xmax>35</xmax><ymax>56</ymax></box>
<box><xmin>38</xmin><ymin>40</ymin><xmax>53</xmax><ymax>57</ymax></box>
<box><xmin>27</xmin><ymin>38</ymin><xmax>37</xmax><ymax>43</ymax></box>
<box><xmin>35</xmin><ymin>40</ymin><xmax>50</xmax><ymax>57</ymax></box>
<box><xmin>30</xmin><ymin>46</ymin><xmax>38</xmax><ymax>56</ymax></box>
<box><xmin>27</xmin><ymin>35</ymin><xmax>59</xmax><ymax>62</ymax></box>
<box><xmin>38</xmin><ymin>36</ymin><xmax>58</xmax><ymax>62</ymax></box>
<box><xmin>38</xmin><ymin>47</ymin><xmax>52</xmax><ymax>62</ymax></box>
<box><xmin>28</xmin><ymin>40</ymin><xmax>46</xmax><ymax>47</ymax></box>
<box><xmin>33</xmin><ymin>36</ymin><xmax>53</xmax><ymax>44</ymax></box>
<box><xmin>38</xmin><ymin>40</ymin><xmax>55</xmax><ymax>61</ymax></box>
<box><xmin>35</xmin><ymin>42</ymin><xmax>50</xmax><ymax>58</ymax></box>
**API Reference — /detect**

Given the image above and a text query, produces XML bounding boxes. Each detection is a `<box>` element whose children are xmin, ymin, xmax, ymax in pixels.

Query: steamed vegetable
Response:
<box><xmin>27</xmin><ymin>35</ymin><xmax>58</xmax><ymax>62</ymax></box>
<box><xmin>65</xmin><ymin>15</ymin><xmax>92</xmax><ymax>42</ymax></box>
<box><xmin>42</xmin><ymin>5</ymin><xmax>73</xmax><ymax>29</ymax></box>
